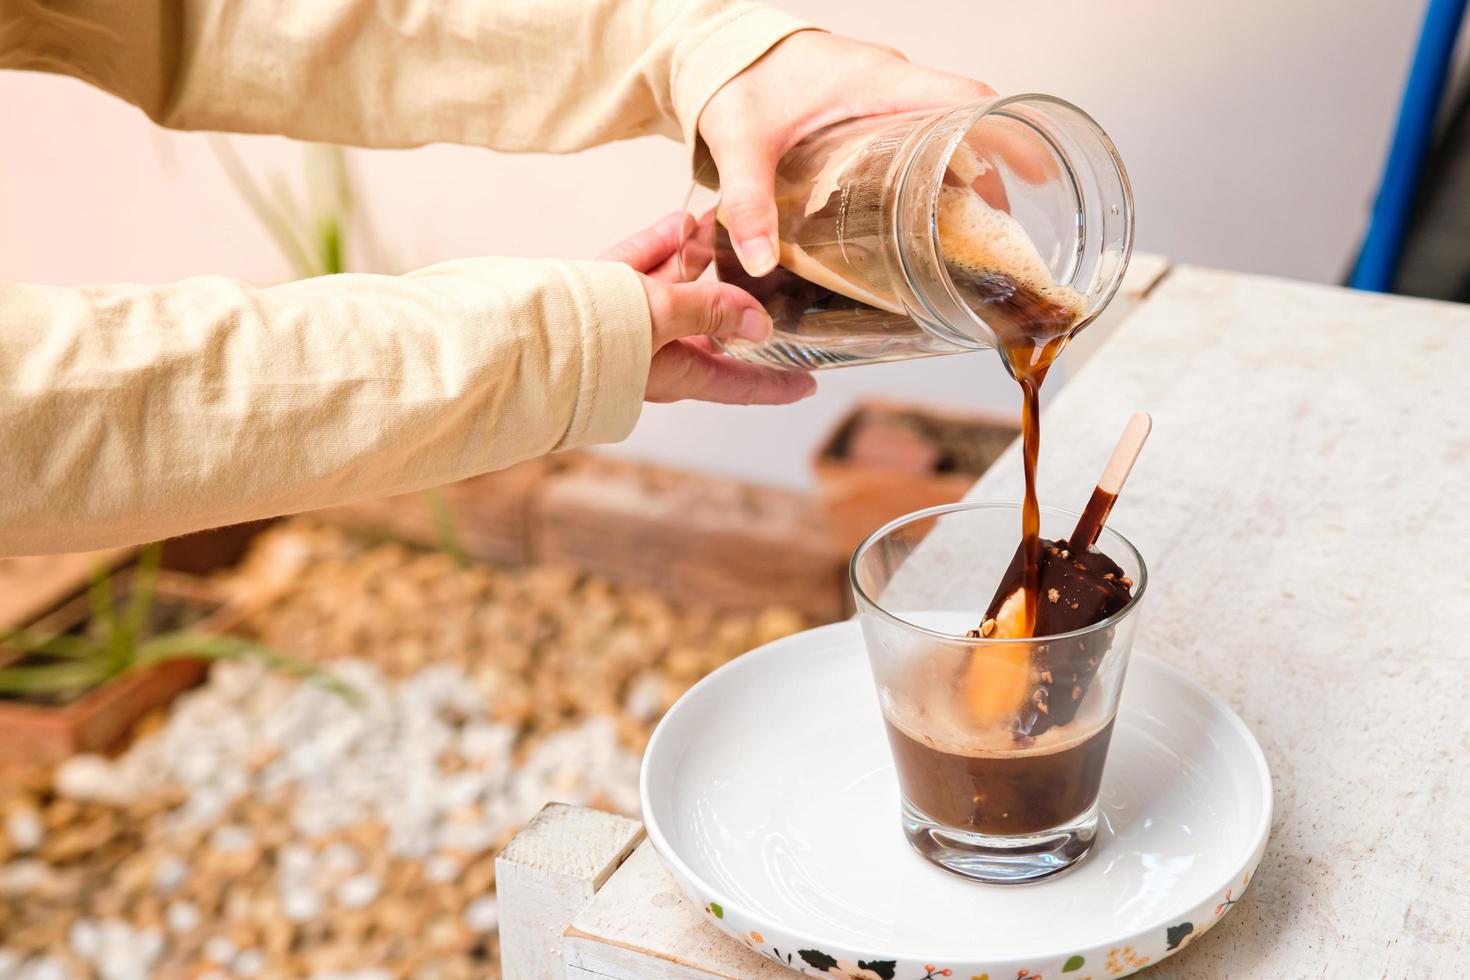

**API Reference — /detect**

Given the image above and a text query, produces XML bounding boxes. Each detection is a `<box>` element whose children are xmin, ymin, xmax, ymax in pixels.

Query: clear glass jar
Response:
<box><xmin>691</xmin><ymin>95</ymin><xmax>1133</xmax><ymax>369</ymax></box>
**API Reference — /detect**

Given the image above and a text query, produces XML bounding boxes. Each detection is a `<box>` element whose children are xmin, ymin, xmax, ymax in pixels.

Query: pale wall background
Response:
<box><xmin>0</xmin><ymin>0</ymin><xmax>1443</xmax><ymax>490</ymax></box>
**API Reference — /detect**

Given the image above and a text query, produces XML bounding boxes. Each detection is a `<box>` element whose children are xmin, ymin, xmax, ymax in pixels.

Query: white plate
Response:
<box><xmin>641</xmin><ymin>621</ymin><xmax>1271</xmax><ymax>980</ymax></box>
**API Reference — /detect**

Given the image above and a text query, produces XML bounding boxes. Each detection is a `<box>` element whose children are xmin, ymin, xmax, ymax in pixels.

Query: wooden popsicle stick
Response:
<box><xmin>1069</xmin><ymin>412</ymin><xmax>1152</xmax><ymax>549</ymax></box>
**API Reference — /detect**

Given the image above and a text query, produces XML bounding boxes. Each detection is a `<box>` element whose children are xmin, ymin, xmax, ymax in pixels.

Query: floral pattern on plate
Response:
<box><xmin>702</xmin><ymin>866</ymin><xmax>1261</xmax><ymax>980</ymax></box>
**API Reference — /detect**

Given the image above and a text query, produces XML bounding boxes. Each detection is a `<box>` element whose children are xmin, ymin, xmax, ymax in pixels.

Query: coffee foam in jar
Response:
<box><xmin>936</xmin><ymin>183</ymin><xmax>1087</xmax><ymax>330</ymax></box>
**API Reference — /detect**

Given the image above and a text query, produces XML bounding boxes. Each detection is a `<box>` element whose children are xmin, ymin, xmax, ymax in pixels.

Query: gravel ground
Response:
<box><xmin>0</xmin><ymin>521</ymin><xmax>806</xmax><ymax>979</ymax></box>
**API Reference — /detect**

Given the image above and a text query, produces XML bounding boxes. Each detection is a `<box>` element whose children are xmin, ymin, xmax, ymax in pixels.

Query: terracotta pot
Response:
<box><xmin>813</xmin><ymin>398</ymin><xmax>1019</xmax><ymax>553</ymax></box>
<box><xmin>0</xmin><ymin>521</ymin><xmax>272</xmax><ymax>632</ymax></box>
<box><xmin>0</xmin><ymin>571</ymin><xmax>231</xmax><ymax>766</ymax></box>
<box><xmin>0</xmin><ymin>547</ymin><xmax>135</xmax><ymax>631</ymax></box>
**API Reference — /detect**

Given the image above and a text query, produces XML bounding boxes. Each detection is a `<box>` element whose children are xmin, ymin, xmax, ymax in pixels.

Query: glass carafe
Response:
<box><xmin>691</xmin><ymin>95</ymin><xmax>1133</xmax><ymax>369</ymax></box>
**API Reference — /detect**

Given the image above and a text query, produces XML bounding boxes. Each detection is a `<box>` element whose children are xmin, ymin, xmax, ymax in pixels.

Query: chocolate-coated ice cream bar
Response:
<box><xmin>968</xmin><ymin>538</ymin><xmax>1133</xmax><ymax>739</ymax></box>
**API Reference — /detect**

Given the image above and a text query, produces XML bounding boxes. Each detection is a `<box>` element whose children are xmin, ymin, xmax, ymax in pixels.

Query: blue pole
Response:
<box><xmin>1349</xmin><ymin>0</ymin><xmax>1469</xmax><ymax>292</ymax></box>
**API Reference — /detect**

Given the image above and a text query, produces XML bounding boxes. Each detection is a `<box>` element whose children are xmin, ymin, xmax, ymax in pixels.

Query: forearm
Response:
<box><xmin>0</xmin><ymin>260</ymin><xmax>650</xmax><ymax>556</ymax></box>
<box><xmin>0</xmin><ymin>0</ymin><xmax>810</xmax><ymax>153</ymax></box>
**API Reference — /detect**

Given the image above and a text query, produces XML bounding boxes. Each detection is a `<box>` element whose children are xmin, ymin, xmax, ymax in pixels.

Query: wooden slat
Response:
<box><xmin>564</xmin><ymin>842</ymin><xmax>793</xmax><ymax>980</ymax></box>
<box><xmin>496</xmin><ymin>803</ymin><xmax>644</xmax><ymax>980</ymax></box>
<box><xmin>311</xmin><ymin>456</ymin><xmax>574</xmax><ymax>565</ymax></box>
<box><xmin>532</xmin><ymin>457</ymin><xmax>847</xmax><ymax>622</ymax></box>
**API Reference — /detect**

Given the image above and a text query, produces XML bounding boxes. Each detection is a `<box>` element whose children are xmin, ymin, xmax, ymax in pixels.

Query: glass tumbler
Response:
<box><xmin>688</xmin><ymin>94</ymin><xmax>1132</xmax><ymax>368</ymax></box>
<box><xmin>849</xmin><ymin>502</ymin><xmax>1146</xmax><ymax>883</ymax></box>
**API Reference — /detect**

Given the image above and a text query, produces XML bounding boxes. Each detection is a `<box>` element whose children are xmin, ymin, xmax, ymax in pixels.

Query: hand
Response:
<box><xmin>699</xmin><ymin>31</ymin><xmax>996</xmax><ymax>275</ymax></box>
<box><xmin>599</xmin><ymin>212</ymin><xmax>817</xmax><ymax>405</ymax></box>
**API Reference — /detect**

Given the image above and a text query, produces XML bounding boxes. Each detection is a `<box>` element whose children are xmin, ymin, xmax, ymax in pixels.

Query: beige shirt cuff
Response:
<box><xmin>554</xmin><ymin>261</ymin><xmax>653</xmax><ymax>450</ymax></box>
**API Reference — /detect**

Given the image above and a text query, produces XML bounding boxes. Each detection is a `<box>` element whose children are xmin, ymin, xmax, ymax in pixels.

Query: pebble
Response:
<box><xmin>422</xmin><ymin>854</ymin><xmax>461</xmax><ymax>884</ymax></box>
<box><xmin>280</xmin><ymin>886</ymin><xmax>324</xmax><ymax>924</ymax></box>
<box><xmin>233</xmin><ymin>948</ymin><xmax>266</xmax><ymax>977</ymax></box>
<box><xmin>209</xmin><ymin>824</ymin><xmax>255</xmax><ymax>854</ymax></box>
<box><xmin>334</xmin><ymin>874</ymin><xmax>379</xmax><ymax>910</ymax></box>
<box><xmin>0</xmin><ymin>522</ymin><xmax>807</xmax><ymax>978</ymax></box>
<box><xmin>275</xmin><ymin>843</ymin><xmax>315</xmax><ymax>880</ymax></box>
<box><xmin>0</xmin><ymin>860</ymin><xmax>53</xmax><ymax>898</ymax></box>
<box><xmin>203</xmin><ymin>936</ymin><xmax>238</xmax><ymax>964</ymax></box>
<box><xmin>67</xmin><ymin>918</ymin><xmax>101</xmax><ymax>960</ymax></box>
<box><xmin>55</xmin><ymin>920</ymin><xmax>166</xmax><ymax>980</ymax></box>
<box><xmin>463</xmin><ymin>896</ymin><xmax>498</xmax><ymax>933</ymax></box>
<box><xmin>166</xmin><ymin>900</ymin><xmax>202</xmax><ymax>935</ymax></box>
<box><xmin>55</xmin><ymin>754</ymin><xmax>134</xmax><ymax>805</ymax></box>
<box><xmin>623</xmin><ymin>672</ymin><xmax>671</xmax><ymax>722</ymax></box>
<box><xmin>318</xmin><ymin>842</ymin><xmax>361</xmax><ymax>877</ymax></box>
<box><xmin>4</xmin><ymin>806</ymin><xmax>43</xmax><ymax>853</ymax></box>
<box><xmin>152</xmin><ymin>854</ymin><xmax>188</xmax><ymax>894</ymax></box>
<box><xmin>15</xmin><ymin>955</ymin><xmax>68</xmax><ymax>980</ymax></box>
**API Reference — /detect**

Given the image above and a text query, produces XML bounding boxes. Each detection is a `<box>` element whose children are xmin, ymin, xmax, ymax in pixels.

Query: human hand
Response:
<box><xmin>699</xmin><ymin>31</ymin><xmax>1000</xmax><ymax>275</ymax></box>
<box><xmin>599</xmin><ymin>212</ymin><xmax>816</xmax><ymax>405</ymax></box>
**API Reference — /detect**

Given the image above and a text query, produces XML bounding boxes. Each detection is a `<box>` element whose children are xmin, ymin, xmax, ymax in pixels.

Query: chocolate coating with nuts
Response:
<box><xmin>982</xmin><ymin>536</ymin><xmax>1132</xmax><ymax>737</ymax></box>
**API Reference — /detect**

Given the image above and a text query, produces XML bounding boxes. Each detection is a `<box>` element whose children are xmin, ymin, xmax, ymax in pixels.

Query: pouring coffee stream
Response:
<box><xmin>694</xmin><ymin>94</ymin><xmax>1138</xmax><ymax>673</ymax></box>
<box><xmin>698</xmin><ymin>96</ymin><xmax>1142</xmax><ymax>877</ymax></box>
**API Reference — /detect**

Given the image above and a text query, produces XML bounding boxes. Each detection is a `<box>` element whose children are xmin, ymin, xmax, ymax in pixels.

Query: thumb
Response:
<box><xmin>644</xmin><ymin>277</ymin><xmax>773</xmax><ymax>349</ymax></box>
<box><xmin>709</xmin><ymin>137</ymin><xmax>782</xmax><ymax>277</ymax></box>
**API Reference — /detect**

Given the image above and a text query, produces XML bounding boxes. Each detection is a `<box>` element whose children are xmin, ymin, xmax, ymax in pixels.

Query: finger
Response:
<box><xmin>598</xmin><ymin>211</ymin><xmax>694</xmax><ymax>272</ymax></box>
<box><xmin>944</xmin><ymin>144</ymin><xmax>1010</xmax><ymax>212</ymax></box>
<box><xmin>648</xmin><ymin>222</ymin><xmax>713</xmax><ymax>282</ymax></box>
<box><xmin>866</xmin><ymin>42</ymin><xmax>910</xmax><ymax>62</ymax></box>
<box><xmin>708</xmin><ymin>132</ymin><xmax>783</xmax><ymax>277</ymax></box>
<box><xmin>646</xmin><ymin>340</ymin><xmax>817</xmax><ymax>405</ymax></box>
<box><xmin>963</xmin><ymin>123</ymin><xmax>1060</xmax><ymax>187</ymax></box>
<box><xmin>645</xmin><ymin>278</ymin><xmax>773</xmax><ymax>348</ymax></box>
<box><xmin>861</xmin><ymin>60</ymin><xmax>994</xmax><ymax>113</ymax></box>
<box><xmin>683</xmin><ymin>207</ymin><xmax>718</xmax><ymax>278</ymax></box>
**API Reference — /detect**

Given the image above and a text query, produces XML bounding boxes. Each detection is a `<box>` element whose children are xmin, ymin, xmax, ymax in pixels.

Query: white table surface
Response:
<box><xmin>499</xmin><ymin>264</ymin><xmax>1470</xmax><ymax>977</ymax></box>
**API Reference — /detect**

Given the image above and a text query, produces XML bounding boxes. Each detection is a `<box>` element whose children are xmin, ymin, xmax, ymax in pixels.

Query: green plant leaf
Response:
<box><xmin>87</xmin><ymin>558</ymin><xmax>116</xmax><ymax>646</ymax></box>
<box><xmin>115</xmin><ymin>541</ymin><xmax>163</xmax><ymax>672</ymax></box>
<box><xmin>1063</xmin><ymin>954</ymin><xmax>1086</xmax><ymax>971</ymax></box>
<box><xmin>305</xmin><ymin>144</ymin><xmax>351</xmax><ymax>276</ymax></box>
<box><xmin>0</xmin><ymin>629</ymin><xmax>102</xmax><ymax>661</ymax></box>
<box><xmin>209</xmin><ymin>136</ymin><xmax>317</xmax><ymax>279</ymax></box>
<box><xmin>135</xmin><ymin>633</ymin><xmax>361</xmax><ymax>705</ymax></box>
<box><xmin>265</xmin><ymin>173</ymin><xmax>317</xmax><ymax>275</ymax></box>
<box><xmin>424</xmin><ymin>489</ymin><xmax>470</xmax><ymax>569</ymax></box>
<box><xmin>708</xmin><ymin>902</ymin><xmax>724</xmax><ymax>920</ymax></box>
<box><xmin>305</xmin><ymin>144</ymin><xmax>353</xmax><ymax>229</ymax></box>
<box><xmin>318</xmin><ymin>215</ymin><xmax>345</xmax><ymax>277</ymax></box>
<box><xmin>0</xmin><ymin>659</ymin><xmax>114</xmax><ymax>695</ymax></box>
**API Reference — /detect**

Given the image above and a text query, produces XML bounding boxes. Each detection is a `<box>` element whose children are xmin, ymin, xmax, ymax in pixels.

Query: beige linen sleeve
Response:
<box><xmin>0</xmin><ymin>0</ymin><xmax>811</xmax><ymax>153</ymax></box>
<box><xmin>0</xmin><ymin>260</ymin><xmax>650</xmax><ymax>555</ymax></box>
<box><xmin>0</xmin><ymin>0</ymin><xmax>815</xmax><ymax>555</ymax></box>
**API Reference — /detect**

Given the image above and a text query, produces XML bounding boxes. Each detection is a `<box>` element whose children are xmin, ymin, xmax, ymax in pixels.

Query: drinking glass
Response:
<box><xmin>850</xmin><ymin>502</ymin><xmax>1146</xmax><ymax>883</ymax></box>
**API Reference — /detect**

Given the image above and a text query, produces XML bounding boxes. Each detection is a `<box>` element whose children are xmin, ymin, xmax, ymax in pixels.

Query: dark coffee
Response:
<box><xmin>885</xmin><ymin>717</ymin><xmax>1115</xmax><ymax>836</ymax></box>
